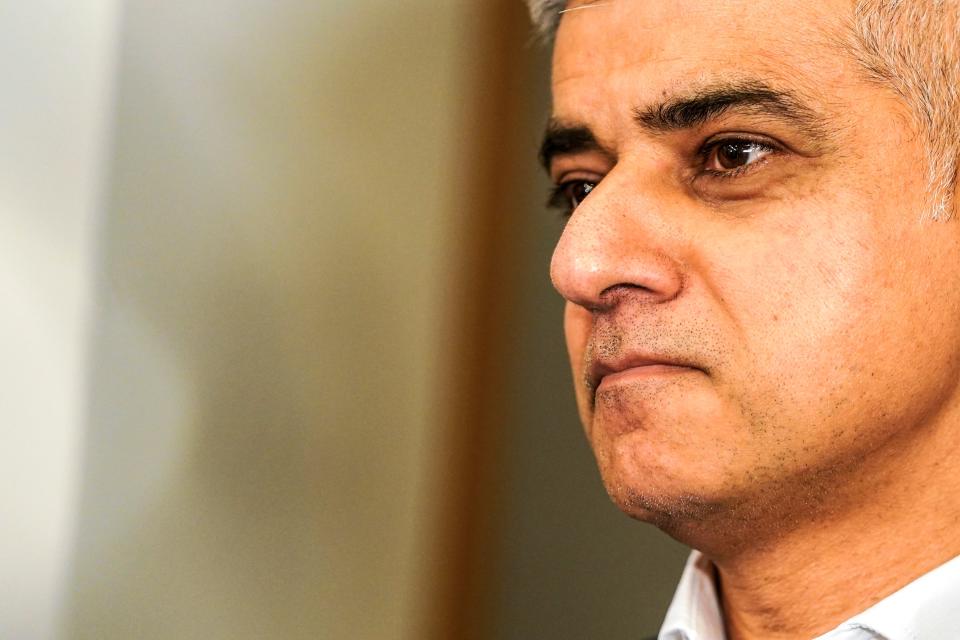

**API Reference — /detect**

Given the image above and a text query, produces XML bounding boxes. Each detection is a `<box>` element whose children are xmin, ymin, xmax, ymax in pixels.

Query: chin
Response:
<box><xmin>602</xmin><ymin>479</ymin><xmax>755</xmax><ymax>554</ymax></box>
<box><xmin>593</xmin><ymin>439</ymin><xmax>759</xmax><ymax>541</ymax></box>
<box><xmin>595</xmin><ymin>439</ymin><xmax>832</xmax><ymax>557</ymax></box>
<box><xmin>601</xmin><ymin>464</ymin><xmax>723</xmax><ymax>521</ymax></box>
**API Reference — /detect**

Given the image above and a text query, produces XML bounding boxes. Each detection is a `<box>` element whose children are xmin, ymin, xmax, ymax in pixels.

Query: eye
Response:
<box><xmin>548</xmin><ymin>179</ymin><xmax>596</xmax><ymax>216</ymax></box>
<box><xmin>702</xmin><ymin>139</ymin><xmax>776</xmax><ymax>175</ymax></box>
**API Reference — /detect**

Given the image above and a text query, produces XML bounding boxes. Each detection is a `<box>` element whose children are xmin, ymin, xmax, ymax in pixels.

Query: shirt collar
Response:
<box><xmin>658</xmin><ymin>550</ymin><xmax>725</xmax><ymax>640</ymax></box>
<box><xmin>814</xmin><ymin>552</ymin><xmax>960</xmax><ymax>640</ymax></box>
<box><xmin>657</xmin><ymin>550</ymin><xmax>960</xmax><ymax>640</ymax></box>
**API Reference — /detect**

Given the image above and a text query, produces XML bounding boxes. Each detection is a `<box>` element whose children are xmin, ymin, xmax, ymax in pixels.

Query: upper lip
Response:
<box><xmin>587</xmin><ymin>353</ymin><xmax>698</xmax><ymax>394</ymax></box>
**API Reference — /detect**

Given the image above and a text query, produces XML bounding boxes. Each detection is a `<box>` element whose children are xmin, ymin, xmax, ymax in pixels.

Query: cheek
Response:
<box><xmin>734</xmin><ymin>241</ymin><xmax>871</xmax><ymax>415</ymax></box>
<box><xmin>716</xmin><ymin>190</ymin><xmax>960</xmax><ymax>464</ymax></box>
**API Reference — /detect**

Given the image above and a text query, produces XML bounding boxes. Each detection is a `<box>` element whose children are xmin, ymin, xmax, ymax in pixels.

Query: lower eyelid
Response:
<box><xmin>696</xmin><ymin>153</ymin><xmax>778</xmax><ymax>185</ymax></box>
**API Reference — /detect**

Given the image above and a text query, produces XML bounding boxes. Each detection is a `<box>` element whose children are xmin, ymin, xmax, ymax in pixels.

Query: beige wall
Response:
<box><xmin>63</xmin><ymin>2</ymin><xmax>474</xmax><ymax>639</ymax></box>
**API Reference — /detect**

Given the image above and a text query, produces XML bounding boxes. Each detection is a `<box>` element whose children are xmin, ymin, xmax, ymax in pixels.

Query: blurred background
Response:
<box><xmin>1</xmin><ymin>1</ymin><xmax>688</xmax><ymax>638</ymax></box>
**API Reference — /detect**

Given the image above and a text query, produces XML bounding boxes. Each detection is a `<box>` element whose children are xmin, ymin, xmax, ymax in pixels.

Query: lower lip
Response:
<box><xmin>596</xmin><ymin>364</ymin><xmax>693</xmax><ymax>392</ymax></box>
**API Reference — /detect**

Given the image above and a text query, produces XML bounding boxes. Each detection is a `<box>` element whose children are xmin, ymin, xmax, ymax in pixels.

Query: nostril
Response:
<box><xmin>598</xmin><ymin>282</ymin><xmax>668</xmax><ymax>306</ymax></box>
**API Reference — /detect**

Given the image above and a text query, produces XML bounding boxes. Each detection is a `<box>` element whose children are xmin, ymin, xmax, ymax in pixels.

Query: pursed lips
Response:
<box><xmin>586</xmin><ymin>354</ymin><xmax>701</xmax><ymax>399</ymax></box>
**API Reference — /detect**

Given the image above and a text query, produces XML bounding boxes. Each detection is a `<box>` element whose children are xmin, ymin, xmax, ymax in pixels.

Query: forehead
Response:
<box><xmin>552</xmin><ymin>0</ymin><xmax>855</xmax><ymax>120</ymax></box>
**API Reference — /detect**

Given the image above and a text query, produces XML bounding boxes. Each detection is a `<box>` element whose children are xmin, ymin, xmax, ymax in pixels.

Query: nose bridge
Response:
<box><xmin>550</xmin><ymin>169</ymin><xmax>685</xmax><ymax>309</ymax></box>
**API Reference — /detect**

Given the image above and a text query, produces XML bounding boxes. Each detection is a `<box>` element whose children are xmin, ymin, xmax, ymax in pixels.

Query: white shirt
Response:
<box><xmin>658</xmin><ymin>550</ymin><xmax>960</xmax><ymax>640</ymax></box>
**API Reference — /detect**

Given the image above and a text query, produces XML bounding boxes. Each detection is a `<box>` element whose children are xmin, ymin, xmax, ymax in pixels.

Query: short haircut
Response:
<box><xmin>527</xmin><ymin>0</ymin><xmax>960</xmax><ymax>219</ymax></box>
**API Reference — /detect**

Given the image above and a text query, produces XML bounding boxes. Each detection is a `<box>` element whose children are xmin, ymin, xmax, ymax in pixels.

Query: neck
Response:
<box><xmin>693</xmin><ymin>404</ymin><xmax>960</xmax><ymax>640</ymax></box>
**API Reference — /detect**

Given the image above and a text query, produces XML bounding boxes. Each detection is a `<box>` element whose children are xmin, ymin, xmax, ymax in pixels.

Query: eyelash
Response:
<box><xmin>697</xmin><ymin>136</ymin><xmax>779</xmax><ymax>180</ymax></box>
<box><xmin>547</xmin><ymin>181</ymin><xmax>588</xmax><ymax>214</ymax></box>
<box><xmin>547</xmin><ymin>136</ymin><xmax>780</xmax><ymax>217</ymax></box>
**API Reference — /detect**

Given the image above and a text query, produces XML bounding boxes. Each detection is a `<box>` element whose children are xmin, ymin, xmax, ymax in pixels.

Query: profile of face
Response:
<box><xmin>547</xmin><ymin>0</ymin><xmax>960</xmax><ymax>545</ymax></box>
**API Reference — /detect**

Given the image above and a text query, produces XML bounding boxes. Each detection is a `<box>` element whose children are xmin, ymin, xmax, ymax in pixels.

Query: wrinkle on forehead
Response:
<box><xmin>551</xmin><ymin>1</ymin><xmax>857</xmax><ymax>128</ymax></box>
<box><xmin>561</xmin><ymin>0</ymin><xmax>616</xmax><ymax>13</ymax></box>
<box><xmin>553</xmin><ymin>0</ymin><xmax>849</xmax><ymax>79</ymax></box>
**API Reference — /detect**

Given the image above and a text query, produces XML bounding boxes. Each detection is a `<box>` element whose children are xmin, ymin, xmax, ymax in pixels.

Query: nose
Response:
<box><xmin>550</xmin><ymin>173</ymin><xmax>685</xmax><ymax>311</ymax></box>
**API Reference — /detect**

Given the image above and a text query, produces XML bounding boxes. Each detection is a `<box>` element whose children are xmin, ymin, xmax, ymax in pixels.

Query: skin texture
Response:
<box><xmin>546</xmin><ymin>1</ymin><xmax>960</xmax><ymax>638</ymax></box>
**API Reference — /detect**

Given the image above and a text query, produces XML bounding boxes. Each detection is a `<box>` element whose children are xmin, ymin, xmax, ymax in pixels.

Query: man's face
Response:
<box><xmin>547</xmin><ymin>0</ymin><xmax>960</xmax><ymax>540</ymax></box>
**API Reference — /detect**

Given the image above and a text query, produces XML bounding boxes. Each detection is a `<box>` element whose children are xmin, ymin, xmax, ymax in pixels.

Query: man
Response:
<box><xmin>527</xmin><ymin>0</ymin><xmax>960</xmax><ymax>638</ymax></box>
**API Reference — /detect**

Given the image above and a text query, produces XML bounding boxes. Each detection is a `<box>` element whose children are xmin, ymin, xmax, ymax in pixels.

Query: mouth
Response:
<box><xmin>586</xmin><ymin>355</ymin><xmax>701</xmax><ymax>402</ymax></box>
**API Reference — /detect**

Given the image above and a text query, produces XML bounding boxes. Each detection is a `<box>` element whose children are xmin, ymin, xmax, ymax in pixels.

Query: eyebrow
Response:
<box><xmin>538</xmin><ymin>122</ymin><xmax>612</xmax><ymax>171</ymax></box>
<box><xmin>634</xmin><ymin>80</ymin><xmax>830</xmax><ymax>139</ymax></box>
<box><xmin>539</xmin><ymin>79</ymin><xmax>833</xmax><ymax>173</ymax></box>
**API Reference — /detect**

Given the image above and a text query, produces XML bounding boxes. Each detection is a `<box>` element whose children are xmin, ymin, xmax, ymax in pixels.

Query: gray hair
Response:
<box><xmin>526</xmin><ymin>0</ymin><xmax>565</xmax><ymax>42</ymax></box>
<box><xmin>851</xmin><ymin>1</ymin><xmax>959</xmax><ymax>220</ymax></box>
<box><xmin>525</xmin><ymin>0</ymin><xmax>960</xmax><ymax>220</ymax></box>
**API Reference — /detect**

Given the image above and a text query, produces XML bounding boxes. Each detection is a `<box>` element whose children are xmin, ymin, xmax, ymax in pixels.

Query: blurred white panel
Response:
<box><xmin>0</xmin><ymin>1</ymin><xmax>120</xmax><ymax>639</ymax></box>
